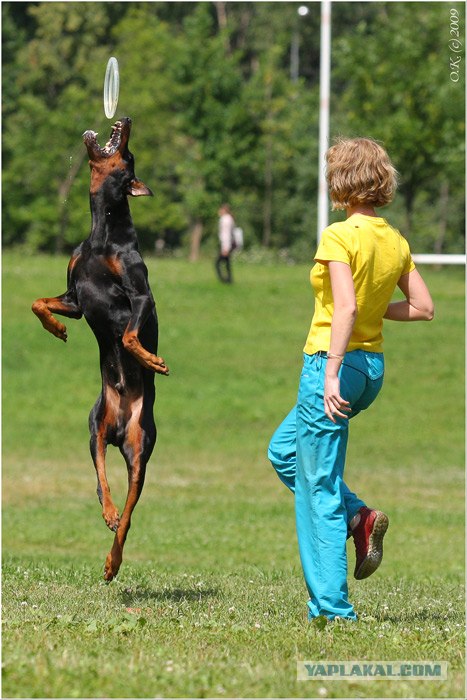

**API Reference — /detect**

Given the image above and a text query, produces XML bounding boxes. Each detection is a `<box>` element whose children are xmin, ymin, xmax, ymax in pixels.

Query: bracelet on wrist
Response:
<box><xmin>326</xmin><ymin>352</ymin><xmax>344</xmax><ymax>360</ymax></box>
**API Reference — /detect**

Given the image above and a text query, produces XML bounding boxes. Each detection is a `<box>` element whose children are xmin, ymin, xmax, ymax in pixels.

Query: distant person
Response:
<box><xmin>215</xmin><ymin>204</ymin><xmax>235</xmax><ymax>284</ymax></box>
<box><xmin>268</xmin><ymin>137</ymin><xmax>434</xmax><ymax>622</ymax></box>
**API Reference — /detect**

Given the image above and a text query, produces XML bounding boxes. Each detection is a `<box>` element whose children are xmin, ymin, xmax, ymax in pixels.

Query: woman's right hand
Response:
<box><xmin>324</xmin><ymin>365</ymin><xmax>351</xmax><ymax>423</ymax></box>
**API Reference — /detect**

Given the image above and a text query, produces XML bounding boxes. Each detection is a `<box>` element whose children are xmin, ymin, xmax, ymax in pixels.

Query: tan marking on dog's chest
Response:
<box><xmin>104</xmin><ymin>255</ymin><xmax>123</xmax><ymax>278</ymax></box>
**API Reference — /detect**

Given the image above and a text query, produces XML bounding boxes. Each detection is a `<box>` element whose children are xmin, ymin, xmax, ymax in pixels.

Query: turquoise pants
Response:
<box><xmin>268</xmin><ymin>350</ymin><xmax>384</xmax><ymax>620</ymax></box>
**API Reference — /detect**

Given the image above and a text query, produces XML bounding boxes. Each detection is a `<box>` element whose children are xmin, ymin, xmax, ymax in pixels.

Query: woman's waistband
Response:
<box><xmin>309</xmin><ymin>349</ymin><xmax>384</xmax><ymax>380</ymax></box>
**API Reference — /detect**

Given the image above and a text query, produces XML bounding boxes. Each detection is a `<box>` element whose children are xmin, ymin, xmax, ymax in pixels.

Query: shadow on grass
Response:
<box><xmin>378</xmin><ymin>609</ymin><xmax>461</xmax><ymax>624</ymax></box>
<box><xmin>120</xmin><ymin>586</ymin><xmax>220</xmax><ymax>605</ymax></box>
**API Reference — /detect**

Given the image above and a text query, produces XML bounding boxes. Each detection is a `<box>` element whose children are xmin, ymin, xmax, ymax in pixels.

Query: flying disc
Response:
<box><xmin>103</xmin><ymin>57</ymin><xmax>119</xmax><ymax>119</ymax></box>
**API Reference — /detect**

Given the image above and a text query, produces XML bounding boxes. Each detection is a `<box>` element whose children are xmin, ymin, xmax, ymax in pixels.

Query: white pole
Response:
<box><xmin>317</xmin><ymin>0</ymin><xmax>331</xmax><ymax>243</ymax></box>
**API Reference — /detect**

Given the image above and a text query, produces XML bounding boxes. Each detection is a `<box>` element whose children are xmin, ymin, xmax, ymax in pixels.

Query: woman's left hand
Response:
<box><xmin>324</xmin><ymin>373</ymin><xmax>351</xmax><ymax>423</ymax></box>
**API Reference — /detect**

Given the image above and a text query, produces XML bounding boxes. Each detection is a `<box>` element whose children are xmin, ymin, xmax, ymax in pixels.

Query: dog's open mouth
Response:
<box><xmin>83</xmin><ymin>118</ymin><xmax>131</xmax><ymax>158</ymax></box>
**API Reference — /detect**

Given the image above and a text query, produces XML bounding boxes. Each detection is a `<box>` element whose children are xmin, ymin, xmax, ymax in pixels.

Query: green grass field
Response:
<box><xmin>2</xmin><ymin>251</ymin><xmax>465</xmax><ymax>698</ymax></box>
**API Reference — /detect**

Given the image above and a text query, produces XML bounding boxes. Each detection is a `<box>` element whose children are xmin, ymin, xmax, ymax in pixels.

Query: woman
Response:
<box><xmin>268</xmin><ymin>137</ymin><xmax>434</xmax><ymax>621</ymax></box>
<box><xmin>215</xmin><ymin>204</ymin><xmax>235</xmax><ymax>284</ymax></box>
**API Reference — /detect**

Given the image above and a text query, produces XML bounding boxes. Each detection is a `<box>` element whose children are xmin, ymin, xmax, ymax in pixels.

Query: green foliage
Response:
<box><xmin>1</xmin><ymin>2</ymin><xmax>464</xmax><ymax>254</ymax></box>
<box><xmin>333</xmin><ymin>2</ymin><xmax>465</xmax><ymax>250</ymax></box>
<box><xmin>2</xmin><ymin>252</ymin><xmax>465</xmax><ymax>697</ymax></box>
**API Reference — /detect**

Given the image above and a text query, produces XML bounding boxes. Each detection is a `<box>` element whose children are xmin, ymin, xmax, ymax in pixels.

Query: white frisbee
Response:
<box><xmin>103</xmin><ymin>57</ymin><xmax>119</xmax><ymax>119</ymax></box>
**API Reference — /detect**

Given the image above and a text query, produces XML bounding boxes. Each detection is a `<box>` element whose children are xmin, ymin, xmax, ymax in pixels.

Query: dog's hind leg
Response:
<box><xmin>89</xmin><ymin>387</ymin><xmax>121</xmax><ymax>532</ymax></box>
<box><xmin>103</xmin><ymin>396</ymin><xmax>156</xmax><ymax>582</ymax></box>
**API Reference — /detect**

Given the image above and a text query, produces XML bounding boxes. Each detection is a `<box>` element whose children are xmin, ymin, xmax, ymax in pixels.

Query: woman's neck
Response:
<box><xmin>345</xmin><ymin>205</ymin><xmax>378</xmax><ymax>218</ymax></box>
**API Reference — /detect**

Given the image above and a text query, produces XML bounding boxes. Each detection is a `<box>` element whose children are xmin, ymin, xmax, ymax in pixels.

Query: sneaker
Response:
<box><xmin>351</xmin><ymin>506</ymin><xmax>389</xmax><ymax>580</ymax></box>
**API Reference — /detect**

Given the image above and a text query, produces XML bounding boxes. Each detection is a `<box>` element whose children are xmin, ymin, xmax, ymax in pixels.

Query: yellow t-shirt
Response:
<box><xmin>304</xmin><ymin>214</ymin><xmax>415</xmax><ymax>354</ymax></box>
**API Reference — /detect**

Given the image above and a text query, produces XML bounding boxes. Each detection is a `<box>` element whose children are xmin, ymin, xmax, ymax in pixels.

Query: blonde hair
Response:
<box><xmin>326</xmin><ymin>137</ymin><xmax>398</xmax><ymax>210</ymax></box>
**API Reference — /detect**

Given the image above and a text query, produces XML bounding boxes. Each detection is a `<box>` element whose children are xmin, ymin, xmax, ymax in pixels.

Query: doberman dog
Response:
<box><xmin>32</xmin><ymin>117</ymin><xmax>169</xmax><ymax>581</ymax></box>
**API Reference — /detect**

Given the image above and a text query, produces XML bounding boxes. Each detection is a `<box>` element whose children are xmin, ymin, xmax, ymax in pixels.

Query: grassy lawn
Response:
<box><xmin>2</xmin><ymin>251</ymin><xmax>464</xmax><ymax>698</ymax></box>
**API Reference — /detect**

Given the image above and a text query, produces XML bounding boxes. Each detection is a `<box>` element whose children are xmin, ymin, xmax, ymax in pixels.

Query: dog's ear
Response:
<box><xmin>128</xmin><ymin>178</ymin><xmax>153</xmax><ymax>197</ymax></box>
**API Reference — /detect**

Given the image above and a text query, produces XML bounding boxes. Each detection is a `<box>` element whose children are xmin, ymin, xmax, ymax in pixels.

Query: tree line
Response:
<box><xmin>2</xmin><ymin>1</ymin><xmax>465</xmax><ymax>258</ymax></box>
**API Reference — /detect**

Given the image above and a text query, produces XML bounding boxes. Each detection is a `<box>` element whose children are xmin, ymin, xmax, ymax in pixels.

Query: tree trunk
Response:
<box><xmin>262</xmin><ymin>74</ymin><xmax>274</xmax><ymax>248</ymax></box>
<box><xmin>262</xmin><ymin>136</ymin><xmax>273</xmax><ymax>247</ymax></box>
<box><xmin>214</xmin><ymin>1</ymin><xmax>231</xmax><ymax>54</ymax></box>
<box><xmin>434</xmin><ymin>181</ymin><xmax>449</xmax><ymax>255</ymax></box>
<box><xmin>189</xmin><ymin>218</ymin><xmax>204</xmax><ymax>262</ymax></box>
<box><xmin>214</xmin><ymin>1</ymin><xmax>227</xmax><ymax>29</ymax></box>
<box><xmin>56</xmin><ymin>149</ymin><xmax>86</xmax><ymax>254</ymax></box>
<box><xmin>403</xmin><ymin>187</ymin><xmax>415</xmax><ymax>237</ymax></box>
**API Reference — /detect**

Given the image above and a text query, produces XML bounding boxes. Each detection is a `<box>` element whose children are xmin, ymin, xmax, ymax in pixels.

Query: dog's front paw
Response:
<box><xmin>142</xmin><ymin>353</ymin><xmax>169</xmax><ymax>375</ymax></box>
<box><xmin>32</xmin><ymin>301</ymin><xmax>68</xmax><ymax>341</ymax></box>
<box><xmin>153</xmin><ymin>356</ymin><xmax>169</xmax><ymax>375</ymax></box>
<box><xmin>53</xmin><ymin>322</ymin><xmax>68</xmax><ymax>342</ymax></box>
<box><xmin>43</xmin><ymin>317</ymin><xmax>68</xmax><ymax>342</ymax></box>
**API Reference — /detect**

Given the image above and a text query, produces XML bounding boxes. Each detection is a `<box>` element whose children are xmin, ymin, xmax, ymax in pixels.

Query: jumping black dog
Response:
<box><xmin>32</xmin><ymin>117</ymin><xmax>169</xmax><ymax>581</ymax></box>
